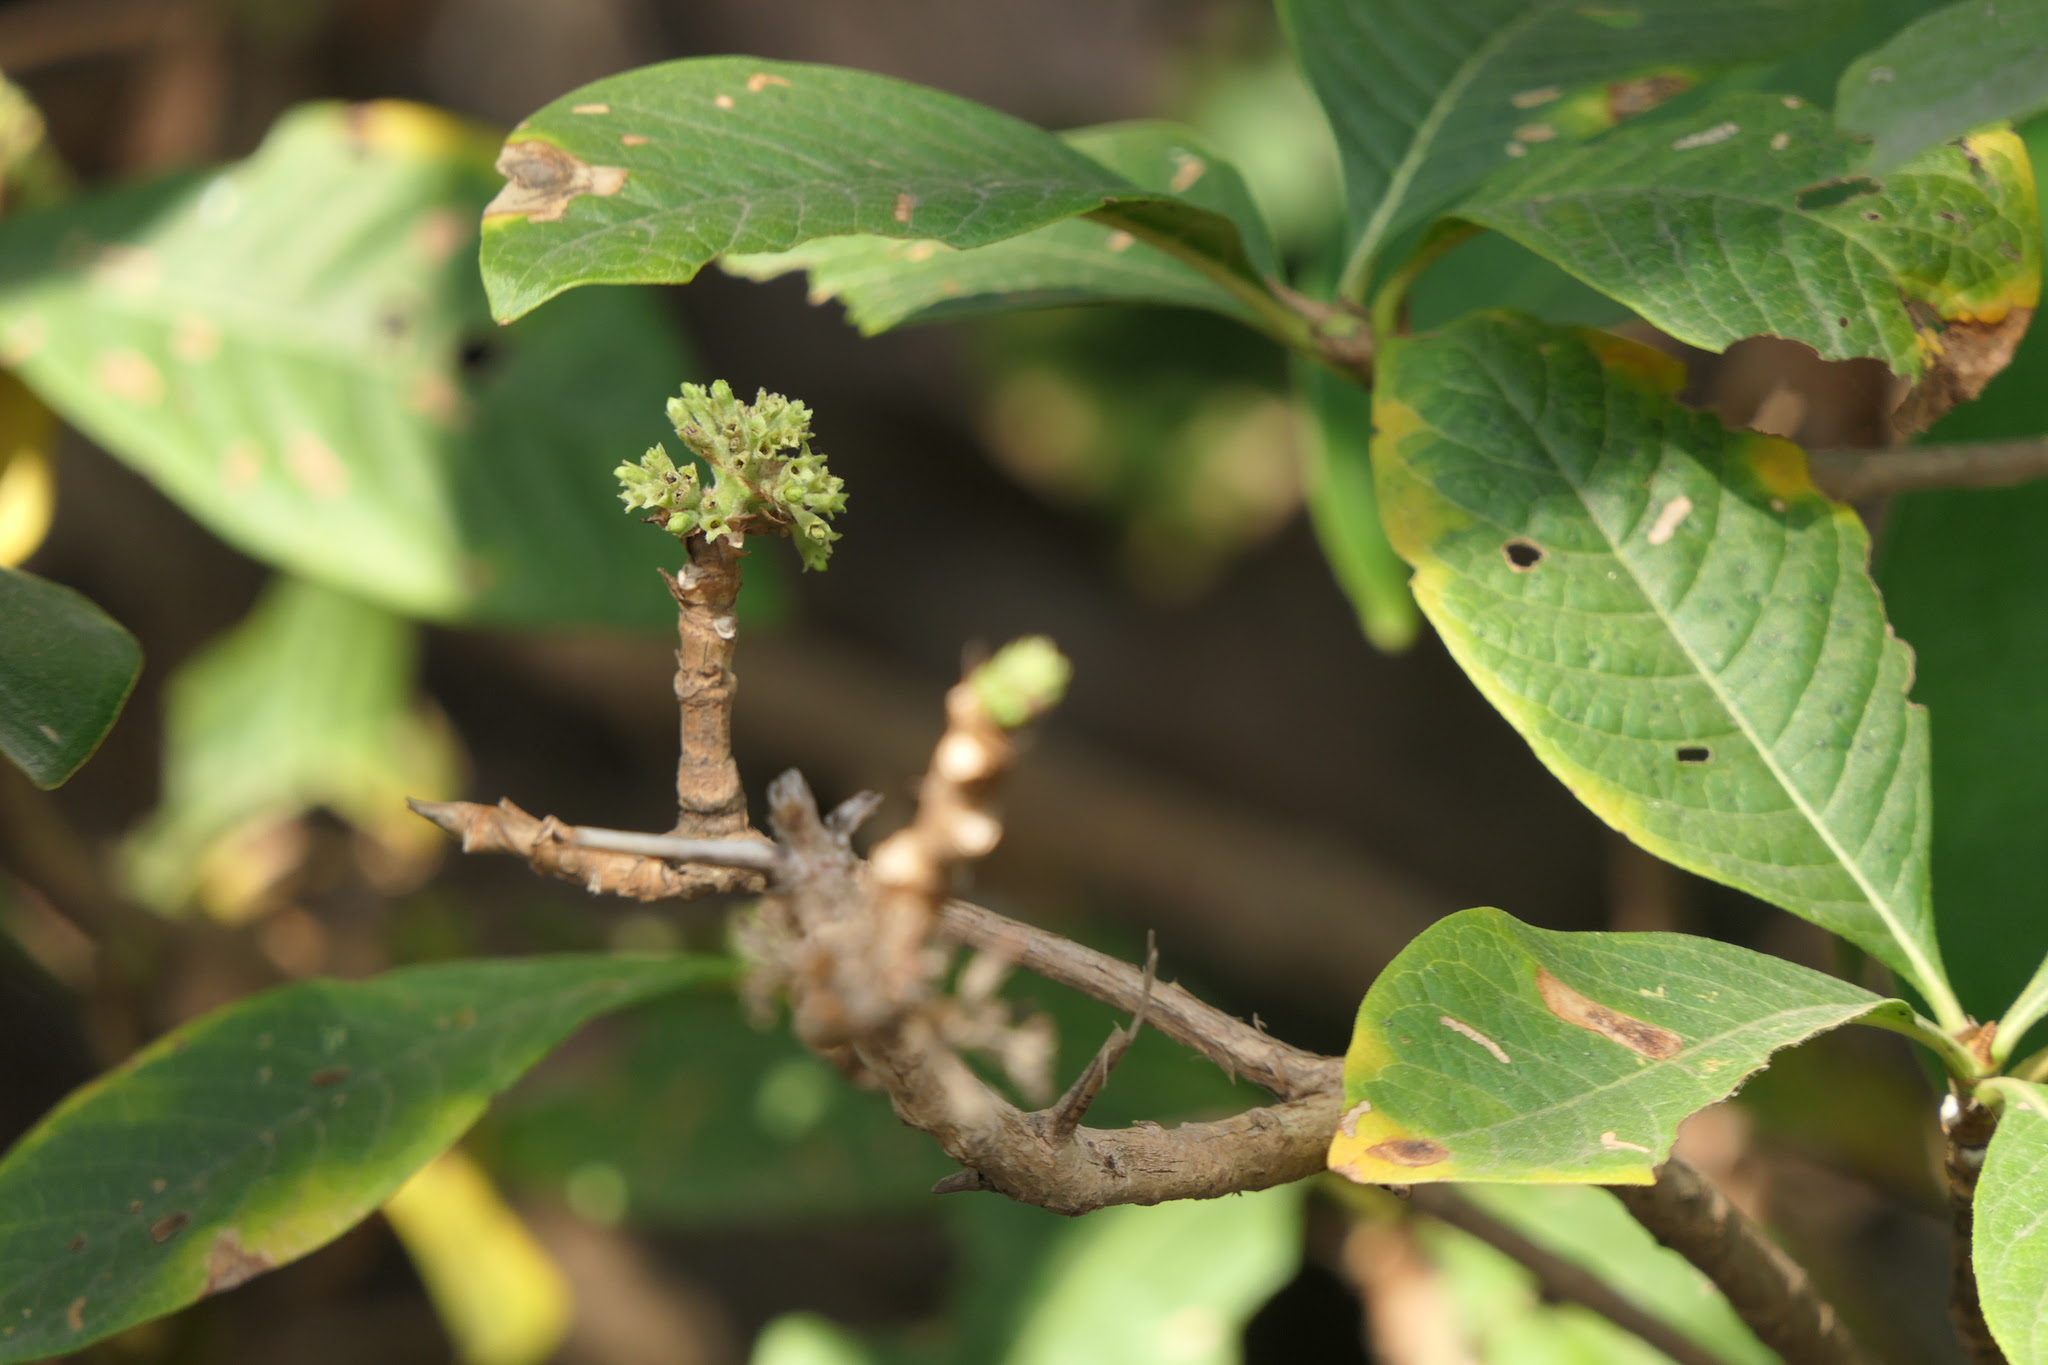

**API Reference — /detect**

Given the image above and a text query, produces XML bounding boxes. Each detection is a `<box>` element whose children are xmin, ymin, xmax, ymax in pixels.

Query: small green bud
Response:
<box><xmin>970</xmin><ymin>636</ymin><xmax>1071</xmax><ymax>728</ymax></box>
<box><xmin>619</xmin><ymin>380</ymin><xmax>846</xmax><ymax>568</ymax></box>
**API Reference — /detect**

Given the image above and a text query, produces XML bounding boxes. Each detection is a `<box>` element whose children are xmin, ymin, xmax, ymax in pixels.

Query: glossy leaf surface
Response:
<box><xmin>1837</xmin><ymin>0</ymin><xmax>2048</xmax><ymax>168</ymax></box>
<box><xmin>1279</xmin><ymin>0</ymin><xmax>1849</xmax><ymax>291</ymax></box>
<box><xmin>1329</xmin><ymin>907</ymin><xmax>1902</xmax><ymax>1185</ymax></box>
<box><xmin>0</xmin><ymin>101</ymin><xmax>693</xmax><ymax>627</ymax></box>
<box><xmin>478</xmin><ymin>59</ymin><xmax>1266</xmax><ymax>322</ymax></box>
<box><xmin>1977</xmin><ymin>1080</ymin><xmax>2048</xmax><ymax>1364</ymax></box>
<box><xmin>121</xmin><ymin>576</ymin><xmax>457</xmax><ymax>916</ymax></box>
<box><xmin>1375</xmin><ymin>313</ymin><xmax>1951</xmax><ymax>999</ymax></box>
<box><xmin>0</xmin><ymin>565</ymin><xmax>140</xmax><ymax>788</ymax></box>
<box><xmin>723</xmin><ymin>121</ymin><xmax>1276</xmax><ymax>334</ymax></box>
<box><xmin>1459</xmin><ymin>92</ymin><xmax>2041</xmax><ymax>394</ymax></box>
<box><xmin>0</xmin><ymin>954</ymin><xmax>720</xmax><ymax>1361</ymax></box>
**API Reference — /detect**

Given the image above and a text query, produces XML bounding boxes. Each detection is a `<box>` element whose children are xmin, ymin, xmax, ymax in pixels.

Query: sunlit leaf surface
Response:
<box><xmin>1375</xmin><ymin>313</ymin><xmax>1950</xmax><ymax>1000</ymax></box>
<box><xmin>1329</xmin><ymin>907</ymin><xmax>1902</xmax><ymax>1185</ymax></box>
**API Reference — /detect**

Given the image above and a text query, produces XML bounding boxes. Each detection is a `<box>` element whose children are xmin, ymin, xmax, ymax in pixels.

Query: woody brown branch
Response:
<box><xmin>1612</xmin><ymin>1157</ymin><xmax>1873</xmax><ymax>1365</ymax></box>
<box><xmin>1809</xmin><ymin>438</ymin><xmax>2048</xmax><ymax>502</ymax></box>
<box><xmin>408</xmin><ymin>531</ymin><xmax>763</xmax><ymax>901</ymax></box>
<box><xmin>1943</xmin><ymin>1094</ymin><xmax>2005</xmax><ymax>1365</ymax></box>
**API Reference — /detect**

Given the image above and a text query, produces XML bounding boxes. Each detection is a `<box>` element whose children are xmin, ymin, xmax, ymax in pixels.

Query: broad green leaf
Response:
<box><xmin>997</xmin><ymin>1186</ymin><xmax>1302</xmax><ymax>1365</ymax></box>
<box><xmin>1375</xmin><ymin>312</ymin><xmax>1953</xmax><ymax>1006</ymax></box>
<box><xmin>1328</xmin><ymin>907</ymin><xmax>1905</xmax><ymax>1185</ymax></box>
<box><xmin>753</xmin><ymin>1314</ymin><xmax>878</xmax><ymax>1365</ymax></box>
<box><xmin>1878</xmin><ymin>111</ymin><xmax>2048</xmax><ymax>1056</ymax></box>
<box><xmin>0</xmin><ymin>953</ymin><xmax>721</xmax><ymax>1361</ymax></box>
<box><xmin>478</xmin><ymin>58</ymin><xmax>1269</xmax><ymax>324</ymax></box>
<box><xmin>723</xmin><ymin>122</ymin><xmax>1277</xmax><ymax>334</ymax></box>
<box><xmin>1457</xmin><ymin>91</ymin><xmax>2042</xmax><ymax>413</ymax></box>
<box><xmin>0</xmin><ymin>100</ymin><xmax>695</xmax><ymax>627</ymax></box>
<box><xmin>1297</xmin><ymin>360</ymin><xmax>1418</xmax><ymax>652</ymax></box>
<box><xmin>1838</xmin><ymin>0</ymin><xmax>2048</xmax><ymax>169</ymax></box>
<box><xmin>1455</xmin><ymin>1185</ymin><xmax>1776</xmax><ymax>1365</ymax></box>
<box><xmin>1977</xmin><ymin>1080</ymin><xmax>2048</xmax><ymax>1364</ymax></box>
<box><xmin>1278</xmin><ymin>0</ymin><xmax>1851</xmax><ymax>295</ymax></box>
<box><xmin>121</xmin><ymin>575</ymin><xmax>457</xmax><ymax>917</ymax></box>
<box><xmin>0</xmin><ymin>564</ymin><xmax>140</xmax><ymax>788</ymax></box>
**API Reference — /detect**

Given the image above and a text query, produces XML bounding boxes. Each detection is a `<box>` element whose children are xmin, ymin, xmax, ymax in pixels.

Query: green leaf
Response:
<box><xmin>1456</xmin><ymin>91</ymin><xmax>2042</xmax><ymax>410</ymax></box>
<box><xmin>1374</xmin><ymin>312</ymin><xmax>1955</xmax><ymax>1013</ymax></box>
<box><xmin>0</xmin><ymin>953</ymin><xmax>722</xmax><ymax>1361</ymax></box>
<box><xmin>1278</xmin><ymin>0</ymin><xmax>1853</xmax><ymax>296</ymax></box>
<box><xmin>1877</xmin><ymin>110</ymin><xmax>2048</xmax><ymax>1056</ymax></box>
<box><xmin>1976</xmin><ymin>1079</ymin><xmax>2048</xmax><ymax>1364</ymax></box>
<box><xmin>1297</xmin><ymin>360</ymin><xmax>1419</xmax><ymax>652</ymax></box>
<box><xmin>120</xmin><ymin>576</ymin><xmax>457</xmax><ymax>916</ymax></box>
<box><xmin>723</xmin><ymin>121</ymin><xmax>1277</xmax><ymax>334</ymax></box>
<box><xmin>995</xmin><ymin>1185</ymin><xmax>1302</xmax><ymax>1365</ymax></box>
<box><xmin>1837</xmin><ymin>0</ymin><xmax>2048</xmax><ymax>169</ymax></box>
<box><xmin>0</xmin><ymin>565</ymin><xmax>140</xmax><ymax>788</ymax></box>
<box><xmin>0</xmin><ymin>100</ymin><xmax>697</xmax><ymax>628</ymax></box>
<box><xmin>478</xmin><ymin>58</ymin><xmax>1269</xmax><ymax>325</ymax></box>
<box><xmin>1329</xmin><ymin>907</ymin><xmax>1905</xmax><ymax>1185</ymax></box>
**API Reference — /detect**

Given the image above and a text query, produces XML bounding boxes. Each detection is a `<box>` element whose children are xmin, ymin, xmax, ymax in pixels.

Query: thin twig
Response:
<box><xmin>569</xmin><ymin>827</ymin><xmax>781</xmax><ymax>870</ymax></box>
<box><xmin>1809</xmin><ymin>439</ymin><xmax>2048</xmax><ymax>502</ymax></box>
<box><xmin>936</xmin><ymin>899</ymin><xmax>1340</xmax><ymax>1101</ymax></box>
<box><xmin>1611</xmin><ymin>1158</ymin><xmax>1872</xmax><ymax>1365</ymax></box>
<box><xmin>1046</xmin><ymin>933</ymin><xmax>1156</xmax><ymax>1141</ymax></box>
<box><xmin>1407</xmin><ymin>1185</ymin><xmax>1737</xmax><ymax>1365</ymax></box>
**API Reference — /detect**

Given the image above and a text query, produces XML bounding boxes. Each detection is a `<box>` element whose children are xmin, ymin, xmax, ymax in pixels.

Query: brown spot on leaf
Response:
<box><xmin>150</xmin><ymin>1211</ymin><xmax>189</xmax><ymax>1243</ymax></box>
<box><xmin>1608</xmin><ymin>73</ymin><xmax>1691</xmax><ymax>120</ymax></box>
<box><xmin>620</xmin><ymin>134</ymin><xmax>649</xmax><ymax>146</ymax></box>
<box><xmin>68</xmin><ymin>1235</ymin><xmax>84</xmax><ymax>1252</ymax></box>
<box><xmin>1168</xmin><ymin>152</ymin><xmax>1206</xmax><ymax>193</ymax></box>
<box><xmin>747</xmin><ymin>72</ymin><xmax>791</xmax><ymax>93</ymax></box>
<box><xmin>570</xmin><ymin>103</ymin><xmax>609</xmax><ymax>116</ymax></box>
<box><xmin>1367</xmin><ymin>1138</ymin><xmax>1449</xmax><ymax>1167</ymax></box>
<box><xmin>310</xmin><ymin>1065</ymin><xmax>350</xmax><ymax>1087</ymax></box>
<box><xmin>201</xmin><ymin>1231</ymin><xmax>273</xmax><ymax>1296</ymax></box>
<box><xmin>1340</xmin><ymin>1100</ymin><xmax>1372</xmax><ymax>1138</ymax></box>
<box><xmin>714</xmin><ymin>94</ymin><xmax>734</xmax><ymax>110</ymax></box>
<box><xmin>66</xmin><ymin>1299</ymin><xmax>83</xmax><ymax>1331</ymax></box>
<box><xmin>454</xmin><ymin>1007</ymin><xmax>476</xmax><ymax>1028</ymax></box>
<box><xmin>286</xmin><ymin>432</ymin><xmax>348</xmax><ymax>500</ymax></box>
<box><xmin>94</xmin><ymin>348</ymin><xmax>164</xmax><ymax>405</ymax></box>
<box><xmin>485</xmin><ymin>141</ymin><xmax>628</xmax><ymax>225</ymax></box>
<box><xmin>1503</xmin><ymin>538</ymin><xmax>1544</xmax><ymax>570</ymax></box>
<box><xmin>893</xmin><ymin>192</ymin><xmax>916</xmax><ymax>225</ymax></box>
<box><xmin>1536</xmin><ymin>967</ymin><xmax>1683</xmax><ymax>1058</ymax></box>
<box><xmin>1891</xmin><ymin>307</ymin><xmax>2035</xmax><ymax>437</ymax></box>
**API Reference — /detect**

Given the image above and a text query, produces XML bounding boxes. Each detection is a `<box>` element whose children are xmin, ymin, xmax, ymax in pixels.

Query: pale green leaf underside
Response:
<box><xmin>120</xmin><ymin>577</ymin><xmax>455</xmax><ymax>912</ymax></box>
<box><xmin>1978</xmin><ymin>1080</ymin><xmax>2048</xmax><ymax>1364</ymax></box>
<box><xmin>479</xmin><ymin>59</ymin><xmax>1262</xmax><ymax>323</ymax></box>
<box><xmin>722</xmin><ymin>121</ymin><xmax>1276</xmax><ymax>334</ymax></box>
<box><xmin>1374</xmin><ymin>313</ymin><xmax>1948</xmax><ymax>999</ymax></box>
<box><xmin>1329</xmin><ymin>907</ymin><xmax>1902</xmax><ymax>1185</ymax></box>
<box><xmin>0</xmin><ymin>102</ymin><xmax>692</xmax><ymax>627</ymax></box>
<box><xmin>0</xmin><ymin>954</ymin><xmax>721</xmax><ymax>1362</ymax></box>
<box><xmin>1277</xmin><ymin>0</ymin><xmax>1850</xmax><ymax>289</ymax></box>
<box><xmin>1837</xmin><ymin>0</ymin><xmax>2048</xmax><ymax>170</ymax></box>
<box><xmin>0</xmin><ymin>566</ymin><xmax>139</xmax><ymax>789</ymax></box>
<box><xmin>1458</xmin><ymin>92</ymin><xmax>2042</xmax><ymax>378</ymax></box>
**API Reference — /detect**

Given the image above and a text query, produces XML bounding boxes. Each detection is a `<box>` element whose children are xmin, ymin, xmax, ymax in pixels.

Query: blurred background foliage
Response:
<box><xmin>0</xmin><ymin>0</ymin><xmax>2039</xmax><ymax>1362</ymax></box>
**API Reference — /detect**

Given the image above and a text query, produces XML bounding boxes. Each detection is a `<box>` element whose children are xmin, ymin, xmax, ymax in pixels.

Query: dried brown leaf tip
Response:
<box><xmin>1891</xmin><ymin>307</ymin><xmax>2034</xmax><ymax>438</ymax></box>
<box><xmin>485</xmin><ymin>141</ymin><xmax>627</xmax><ymax>224</ymax></box>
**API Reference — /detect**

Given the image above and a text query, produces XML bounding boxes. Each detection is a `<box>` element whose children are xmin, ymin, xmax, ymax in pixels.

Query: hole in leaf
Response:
<box><xmin>1503</xmin><ymin>538</ymin><xmax>1545</xmax><ymax>571</ymax></box>
<box><xmin>1794</xmin><ymin>177</ymin><xmax>1879</xmax><ymax>211</ymax></box>
<box><xmin>1675</xmin><ymin>746</ymin><xmax>1711</xmax><ymax>764</ymax></box>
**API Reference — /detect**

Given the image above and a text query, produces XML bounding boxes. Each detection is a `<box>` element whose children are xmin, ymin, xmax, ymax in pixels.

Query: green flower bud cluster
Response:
<box><xmin>616</xmin><ymin>380</ymin><xmax>847</xmax><ymax>571</ymax></box>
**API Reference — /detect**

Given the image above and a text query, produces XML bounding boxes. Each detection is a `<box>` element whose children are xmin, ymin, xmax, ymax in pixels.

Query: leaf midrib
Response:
<box><xmin>1337</xmin><ymin>1</ymin><xmax>1550</xmax><ymax>297</ymax></box>
<box><xmin>1451</xmin><ymin>336</ymin><xmax>1942</xmax><ymax>1001</ymax></box>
